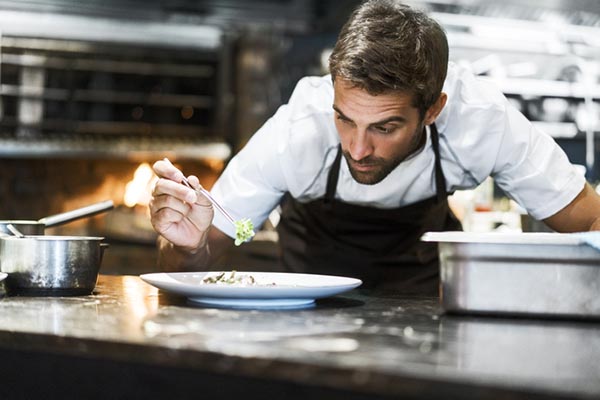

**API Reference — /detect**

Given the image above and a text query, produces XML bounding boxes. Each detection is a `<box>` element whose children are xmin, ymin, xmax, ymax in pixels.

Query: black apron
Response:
<box><xmin>276</xmin><ymin>123</ymin><xmax>461</xmax><ymax>295</ymax></box>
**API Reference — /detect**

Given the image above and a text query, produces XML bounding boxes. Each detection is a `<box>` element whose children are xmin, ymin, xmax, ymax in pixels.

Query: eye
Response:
<box><xmin>373</xmin><ymin>125</ymin><xmax>396</xmax><ymax>134</ymax></box>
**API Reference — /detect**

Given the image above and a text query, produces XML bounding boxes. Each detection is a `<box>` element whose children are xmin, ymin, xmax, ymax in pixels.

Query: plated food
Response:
<box><xmin>140</xmin><ymin>271</ymin><xmax>363</xmax><ymax>309</ymax></box>
<box><xmin>201</xmin><ymin>270</ymin><xmax>274</xmax><ymax>286</ymax></box>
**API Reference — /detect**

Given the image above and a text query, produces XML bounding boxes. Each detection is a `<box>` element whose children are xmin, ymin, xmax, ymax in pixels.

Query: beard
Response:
<box><xmin>342</xmin><ymin>124</ymin><xmax>426</xmax><ymax>185</ymax></box>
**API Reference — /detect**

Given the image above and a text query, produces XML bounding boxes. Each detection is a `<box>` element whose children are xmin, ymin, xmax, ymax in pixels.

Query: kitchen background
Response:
<box><xmin>0</xmin><ymin>0</ymin><xmax>599</xmax><ymax>274</ymax></box>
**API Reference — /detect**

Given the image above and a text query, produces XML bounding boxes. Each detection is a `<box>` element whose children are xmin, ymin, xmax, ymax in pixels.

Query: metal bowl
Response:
<box><xmin>0</xmin><ymin>235</ymin><xmax>108</xmax><ymax>296</ymax></box>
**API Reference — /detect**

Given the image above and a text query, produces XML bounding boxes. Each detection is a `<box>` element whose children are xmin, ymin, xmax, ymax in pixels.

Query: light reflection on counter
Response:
<box><xmin>122</xmin><ymin>275</ymin><xmax>159</xmax><ymax>323</ymax></box>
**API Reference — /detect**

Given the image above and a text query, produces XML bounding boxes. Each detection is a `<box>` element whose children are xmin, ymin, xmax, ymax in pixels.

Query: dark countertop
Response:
<box><xmin>0</xmin><ymin>275</ymin><xmax>599</xmax><ymax>400</ymax></box>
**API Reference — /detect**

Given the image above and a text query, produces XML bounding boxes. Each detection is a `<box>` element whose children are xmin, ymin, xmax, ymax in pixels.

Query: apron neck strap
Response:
<box><xmin>325</xmin><ymin>144</ymin><xmax>343</xmax><ymax>202</ymax></box>
<box><xmin>429</xmin><ymin>123</ymin><xmax>448</xmax><ymax>202</ymax></box>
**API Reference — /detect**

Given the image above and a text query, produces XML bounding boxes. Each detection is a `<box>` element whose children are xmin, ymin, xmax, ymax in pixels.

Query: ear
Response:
<box><xmin>423</xmin><ymin>92</ymin><xmax>447</xmax><ymax>126</ymax></box>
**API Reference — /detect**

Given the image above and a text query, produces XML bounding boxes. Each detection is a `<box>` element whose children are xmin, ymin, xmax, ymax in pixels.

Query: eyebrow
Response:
<box><xmin>332</xmin><ymin>105</ymin><xmax>406</xmax><ymax>126</ymax></box>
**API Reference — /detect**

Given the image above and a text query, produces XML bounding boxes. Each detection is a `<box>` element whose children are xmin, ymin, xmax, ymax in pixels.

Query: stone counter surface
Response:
<box><xmin>0</xmin><ymin>275</ymin><xmax>599</xmax><ymax>399</ymax></box>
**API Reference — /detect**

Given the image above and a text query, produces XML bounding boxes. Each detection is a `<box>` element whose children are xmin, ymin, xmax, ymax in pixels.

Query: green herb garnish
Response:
<box><xmin>234</xmin><ymin>218</ymin><xmax>255</xmax><ymax>246</ymax></box>
<box><xmin>202</xmin><ymin>270</ymin><xmax>257</xmax><ymax>285</ymax></box>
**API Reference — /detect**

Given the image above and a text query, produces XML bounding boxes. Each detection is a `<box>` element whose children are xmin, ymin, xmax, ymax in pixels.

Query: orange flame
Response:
<box><xmin>124</xmin><ymin>163</ymin><xmax>157</xmax><ymax>207</ymax></box>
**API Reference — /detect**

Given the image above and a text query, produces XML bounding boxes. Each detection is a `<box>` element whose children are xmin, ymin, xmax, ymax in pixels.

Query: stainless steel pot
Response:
<box><xmin>0</xmin><ymin>200</ymin><xmax>114</xmax><ymax>236</ymax></box>
<box><xmin>0</xmin><ymin>235</ymin><xmax>108</xmax><ymax>295</ymax></box>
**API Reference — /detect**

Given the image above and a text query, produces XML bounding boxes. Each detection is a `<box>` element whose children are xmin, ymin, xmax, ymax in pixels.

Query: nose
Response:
<box><xmin>348</xmin><ymin>128</ymin><xmax>373</xmax><ymax>161</ymax></box>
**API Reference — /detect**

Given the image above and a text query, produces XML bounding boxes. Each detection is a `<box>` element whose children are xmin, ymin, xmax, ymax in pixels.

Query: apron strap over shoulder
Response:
<box><xmin>325</xmin><ymin>144</ymin><xmax>343</xmax><ymax>204</ymax></box>
<box><xmin>429</xmin><ymin>123</ymin><xmax>448</xmax><ymax>203</ymax></box>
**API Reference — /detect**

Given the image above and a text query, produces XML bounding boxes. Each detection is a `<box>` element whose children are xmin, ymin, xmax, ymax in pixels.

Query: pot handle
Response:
<box><xmin>38</xmin><ymin>200</ymin><xmax>114</xmax><ymax>228</ymax></box>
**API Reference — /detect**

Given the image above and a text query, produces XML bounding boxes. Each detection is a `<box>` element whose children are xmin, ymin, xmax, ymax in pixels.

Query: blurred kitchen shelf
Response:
<box><xmin>497</xmin><ymin>77</ymin><xmax>600</xmax><ymax>99</ymax></box>
<box><xmin>0</xmin><ymin>10</ymin><xmax>222</xmax><ymax>51</ymax></box>
<box><xmin>0</xmin><ymin>10</ymin><xmax>235</xmax><ymax>158</ymax></box>
<box><xmin>0</xmin><ymin>118</ymin><xmax>215</xmax><ymax>136</ymax></box>
<box><xmin>0</xmin><ymin>136</ymin><xmax>231</xmax><ymax>161</ymax></box>
<box><xmin>437</xmin><ymin>11</ymin><xmax>600</xmax><ymax>55</ymax></box>
<box><xmin>0</xmin><ymin>84</ymin><xmax>215</xmax><ymax>108</ymax></box>
<box><xmin>0</xmin><ymin>53</ymin><xmax>216</xmax><ymax>78</ymax></box>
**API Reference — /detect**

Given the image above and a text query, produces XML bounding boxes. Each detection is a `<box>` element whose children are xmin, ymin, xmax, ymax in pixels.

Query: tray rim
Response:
<box><xmin>422</xmin><ymin>231</ymin><xmax>584</xmax><ymax>245</ymax></box>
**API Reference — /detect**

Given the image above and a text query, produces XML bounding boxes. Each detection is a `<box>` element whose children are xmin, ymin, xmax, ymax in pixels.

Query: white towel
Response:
<box><xmin>572</xmin><ymin>231</ymin><xmax>600</xmax><ymax>252</ymax></box>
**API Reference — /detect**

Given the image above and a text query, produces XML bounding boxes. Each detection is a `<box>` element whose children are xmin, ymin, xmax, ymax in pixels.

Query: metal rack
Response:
<box><xmin>0</xmin><ymin>10</ymin><xmax>233</xmax><ymax>161</ymax></box>
<box><xmin>428</xmin><ymin>9</ymin><xmax>600</xmax><ymax>177</ymax></box>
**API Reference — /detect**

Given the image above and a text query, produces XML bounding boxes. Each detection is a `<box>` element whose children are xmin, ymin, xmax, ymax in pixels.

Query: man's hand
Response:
<box><xmin>149</xmin><ymin>159</ymin><xmax>214</xmax><ymax>252</ymax></box>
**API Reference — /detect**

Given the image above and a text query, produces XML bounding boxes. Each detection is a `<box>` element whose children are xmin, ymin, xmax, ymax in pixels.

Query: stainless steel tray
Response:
<box><xmin>422</xmin><ymin>231</ymin><xmax>600</xmax><ymax>318</ymax></box>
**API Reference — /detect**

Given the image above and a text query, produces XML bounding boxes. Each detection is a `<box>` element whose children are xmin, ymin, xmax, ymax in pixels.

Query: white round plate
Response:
<box><xmin>188</xmin><ymin>297</ymin><xmax>316</xmax><ymax>310</ymax></box>
<box><xmin>140</xmin><ymin>271</ymin><xmax>362</xmax><ymax>310</ymax></box>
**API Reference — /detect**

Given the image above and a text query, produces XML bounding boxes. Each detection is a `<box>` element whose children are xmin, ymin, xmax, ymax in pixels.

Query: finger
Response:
<box><xmin>150</xmin><ymin>195</ymin><xmax>211</xmax><ymax>234</ymax></box>
<box><xmin>186</xmin><ymin>175</ymin><xmax>201</xmax><ymax>188</ymax></box>
<box><xmin>150</xmin><ymin>193</ymin><xmax>192</xmax><ymax>217</ymax></box>
<box><xmin>152</xmin><ymin>158</ymin><xmax>185</xmax><ymax>182</ymax></box>
<box><xmin>185</xmin><ymin>175</ymin><xmax>213</xmax><ymax>207</ymax></box>
<box><xmin>153</xmin><ymin>178</ymin><xmax>197</xmax><ymax>204</ymax></box>
<box><xmin>185</xmin><ymin>203</ymin><xmax>213</xmax><ymax>232</ymax></box>
<box><xmin>150</xmin><ymin>205</ymin><xmax>186</xmax><ymax>232</ymax></box>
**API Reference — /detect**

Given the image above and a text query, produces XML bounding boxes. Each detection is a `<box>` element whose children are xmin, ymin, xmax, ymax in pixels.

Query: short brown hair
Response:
<box><xmin>329</xmin><ymin>0</ymin><xmax>448</xmax><ymax>118</ymax></box>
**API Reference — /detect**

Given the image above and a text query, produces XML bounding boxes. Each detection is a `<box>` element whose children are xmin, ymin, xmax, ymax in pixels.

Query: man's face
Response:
<box><xmin>333</xmin><ymin>79</ymin><xmax>427</xmax><ymax>185</ymax></box>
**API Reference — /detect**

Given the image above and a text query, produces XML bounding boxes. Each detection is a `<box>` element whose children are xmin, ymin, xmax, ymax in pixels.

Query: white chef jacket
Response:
<box><xmin>211</xmin><ymin>62</ymin><xmax>585</xmax><ymax>239</ymax></box>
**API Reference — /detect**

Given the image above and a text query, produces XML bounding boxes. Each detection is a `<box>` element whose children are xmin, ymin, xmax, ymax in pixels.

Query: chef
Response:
<box><xmin>149</xmin><ymin>0</ymin><xmax>600</xmax><ymax>295</ymax></box>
